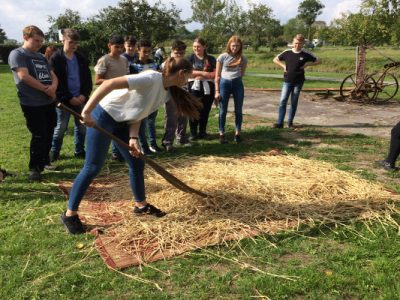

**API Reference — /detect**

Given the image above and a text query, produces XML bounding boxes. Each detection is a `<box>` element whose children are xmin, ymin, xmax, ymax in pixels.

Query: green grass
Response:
<box><xmin>1</xmin><ymin>50</ymin><xmax>400</xmax><ymax>300</ymax></box>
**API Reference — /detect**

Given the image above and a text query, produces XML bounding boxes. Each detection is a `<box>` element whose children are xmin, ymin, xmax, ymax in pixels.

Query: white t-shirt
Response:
<box><xmin>99</xmin><ymin>70</ymin><xmax>170</xmax><ymax>123</ymax></box>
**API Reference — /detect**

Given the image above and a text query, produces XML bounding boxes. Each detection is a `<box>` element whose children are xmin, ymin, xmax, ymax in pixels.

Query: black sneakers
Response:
<box><xmin>272</xmin><ymin>123</ymin><xmax>283</xmax><ymax>129</ymax></box>
<box><xmin>149</xmin><ymin>145</ymin><xmax>163</xmax><ymax>153</ymax></box>
<box><xmin>60</xmin><ymin>212</ymin><xmax>86</xmax><ymax>234</ymax></box>
<box><xmin>74</xmin><ymin>151</ymin><xmax>86</xmax><ymax>159</ymax></box>
<box><xmin>28</xmin><ymin>169</ymin><xmax>42</xmax><ymax>182</ymax></box>
<box><xmin>234</xmin><ymin>135</ymin><xmax>241</xmax><ymax>143</ymax></box>
<box><xmin>133</xmin><ymin>204</ymin><xmax>166</xmax><ymax>218</ymax></box>
<box><xmin>219</xmin><ymin>134</ymin><xmax>228</xmax><ymax>144</ymax></box>
<box><xmin>377</xmin><ymin>160</ymin><xmax>398</xmax><ymax>171</ymax></box>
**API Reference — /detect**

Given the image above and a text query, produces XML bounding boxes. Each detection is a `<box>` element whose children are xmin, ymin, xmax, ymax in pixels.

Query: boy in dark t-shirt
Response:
<box><xmin>272</xmin><ymin>34</ymin><xmax>320</xmax><ymax>128</ymax></box>
<box><xmin>8</xmin><ymin>25</ymin><xmax>58</xmax><ymax>181</ymax></box>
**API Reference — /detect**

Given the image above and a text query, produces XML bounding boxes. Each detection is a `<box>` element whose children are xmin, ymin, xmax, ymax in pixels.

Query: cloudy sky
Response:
<box><xmin>1</xmin><ymin>0</ymin><xmax>361</xmax><ymax>42</ymax></box>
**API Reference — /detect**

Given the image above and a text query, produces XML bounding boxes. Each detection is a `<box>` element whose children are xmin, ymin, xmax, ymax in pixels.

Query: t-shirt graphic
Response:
<box><xmin>32</xmin><ymin>59</ymin><xmax>52</xmax><ymax>84</ymax></box>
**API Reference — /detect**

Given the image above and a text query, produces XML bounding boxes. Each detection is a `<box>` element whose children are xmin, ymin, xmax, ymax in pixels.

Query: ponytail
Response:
<box><xmin>163</xmin><ymin>57</ymin><xmax>203</xmax><ymax>120</ymax></box>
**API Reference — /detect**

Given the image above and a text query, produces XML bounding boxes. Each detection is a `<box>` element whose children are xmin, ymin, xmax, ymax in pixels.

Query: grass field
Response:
<box><xmin>1</xmin><ymin>49</ymin><xmax>400</xmax><ymax>300</ymax></box>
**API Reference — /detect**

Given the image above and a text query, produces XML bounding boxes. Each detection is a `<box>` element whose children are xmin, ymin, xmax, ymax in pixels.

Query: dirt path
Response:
<box><xmin>242</xmin><ymin>89</ymin><xmax>400</xmax><ymax>139</ymax></box>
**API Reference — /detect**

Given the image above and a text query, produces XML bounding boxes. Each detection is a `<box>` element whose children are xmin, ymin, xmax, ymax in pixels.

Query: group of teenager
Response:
<box><xmin>9</xmin><ymin>26</ymin><xmax>399</xmax><ymax>235</ymax></box>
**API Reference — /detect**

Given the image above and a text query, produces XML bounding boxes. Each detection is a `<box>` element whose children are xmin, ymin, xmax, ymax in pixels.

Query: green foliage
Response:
<box><xmin>0</xmin><ymin>44</ymin><xmax>18</xmax><ymax>63</ymax></box>
<box><xmin>0</xmin><ymin>25</ymin><xmax>7</xmax><ymax>44</ymax></box>
<box><xmin>297</xmin><ymin>0</ymin><xmax>325</xmax><ymax>40</ymax></box>
<box><xmin>283</xmin><ymin>18</ymin><xmax>308</xmax><ymax>42</ymax></box>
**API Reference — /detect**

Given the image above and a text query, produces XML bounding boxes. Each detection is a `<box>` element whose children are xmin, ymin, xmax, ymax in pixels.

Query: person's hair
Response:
<box><xmin>108</xmin><ymin>35</ymin><xmax>124</xmax><ymax>45</ymax></box>
<box><xmin>225</xmin><ymin>35</ymin><xmax>243</xmax><ymax>67</ymax></box>
<box><xmin>171</xmin><ymin>40</ymin><xmax>187</xmax><ymax>51</ymax></box>
<box><xmin>137</xmin><ymin>39</ymin><xmax>152</xmax><ymax>49</ymax></box>
<box><xmin>62</xmin><ymin>28</ymin><xmax>80</xmax><ymax>41</ymax></box>
<box><xmin>23</xmin><ymin>25</ymin><xmax>44</xmax><ymax>38</ymax></box>
<box><xmin>193</xmin><ymin>37</ymin><xmax>210</xmax><ymax>71</ymax></box>
<box><xmin>162</xmin><ymin>57</ymin><xmax>202</xmax><ymax>120</ymax></box>
<box><xmin>293</xmin><ymin>34</ymin><xmax>305</xmax><ymax>43</ymax></box>
<box><xmin>124</xmin><ymin>35</ymin><xmax>137</xmax><ymax>45</ymax></box>
<box><xmin>44</xmin><ymin>45</ymin><xmax>57</xmax><ymax>61</ymax></box>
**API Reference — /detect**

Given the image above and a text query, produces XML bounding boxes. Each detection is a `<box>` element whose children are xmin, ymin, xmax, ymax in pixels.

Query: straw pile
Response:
<box><xmin>87</xmin><ymin>152</ymin><xmax>400</xmax><ymax>263</ymax></box>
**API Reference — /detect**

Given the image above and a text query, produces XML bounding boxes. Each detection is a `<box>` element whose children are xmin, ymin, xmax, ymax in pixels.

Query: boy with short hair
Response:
<box><xmin>8</xmin><ymin>25</ymin><xmax>58</xmax><ymax>181</ymax></box>
<box><xmin>122</xmin><ymin>35</ymin><xmax>138</xmax><ymax>73</ymax></box>
<box><xmin>161</xmin><ymin>40</ymin><xmax>190</xmax><ymax>151</ymax></box>
<box><xmin>131</xmin><ymin>39</ymin><xmax>162</xmax><ymax>155</ymax></box>
<box><xmin>94</xmin><ymin>35</ymin><xmax>129</xmax><ymax>161</ymax></box>
<box><xmin>49</xmin><ymin>28</ymin><xmax>93</xmax><ymax>162</ymax></box>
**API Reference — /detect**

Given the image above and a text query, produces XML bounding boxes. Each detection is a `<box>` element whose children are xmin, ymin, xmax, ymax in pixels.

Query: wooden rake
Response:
<box><xmin>57</xmin><ymin>103</ymin><xmax>208</xmax><ymax>198</ymax></box>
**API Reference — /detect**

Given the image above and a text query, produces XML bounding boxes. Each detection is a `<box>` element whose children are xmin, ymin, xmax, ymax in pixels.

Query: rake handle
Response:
<box><xmin>57</xmin><ymin>102</ymin><xmax>207</xmax><ymax>198</ymax></box>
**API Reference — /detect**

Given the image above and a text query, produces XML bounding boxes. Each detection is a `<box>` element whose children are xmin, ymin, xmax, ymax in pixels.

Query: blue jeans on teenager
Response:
<box><xmin>51</xmin><ymin>105</ymin><xmax>86</xmax><ymax>155</ymax></box>
<box><xmin>218</xmin><ymin>77</ymin><xmax>244</xmax><ymax>134</ymax></box>
<box><xmin>67</xmin><ymin>105</ymin><xmax>145</xmax><ymax>211</ymax></box>
<box><xmin>277</xmin><ymin>81</ymin><xmax>304</xmax><ymax>125</ymax></box>
<box><xmin>139</xmin><ymin>110</ymin><xmax>158</xmax><ymax>149</ymax></box>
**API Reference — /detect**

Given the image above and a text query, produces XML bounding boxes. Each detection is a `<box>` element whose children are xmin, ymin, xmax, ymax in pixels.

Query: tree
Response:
<box><xmin>240</xmin><ymin>3</ymin><xmax>282</xmax><ymax>51</ymax></box>
<box><xmin>0</xmin><ymin>25</ymin><xmax>7</xmax><ymax>44</ymax></box>
<box><xmin>191</xmin><ymin>0</ymin><xmax>243</xmax><ymax>51</ymax></box>
<box><xmin>283</xmin><ymin>18</ymin><xmax>307</xmax><ymax>42</ymax></box>
<box><xmin>297</xmin><ymin>0</ymin><xmax>325</xmax><ymax>40</ymax></box>
<box><xmin>46</xmin><ymin>9</ymin><xmax>83</xmax><ymax>41</ymax></box>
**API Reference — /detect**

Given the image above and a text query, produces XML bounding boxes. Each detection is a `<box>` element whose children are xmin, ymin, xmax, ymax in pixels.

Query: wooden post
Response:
<box><xmin>356</xmin><ymin>45</ymin><xmax>367</xmax><ymax>87</ymax></box>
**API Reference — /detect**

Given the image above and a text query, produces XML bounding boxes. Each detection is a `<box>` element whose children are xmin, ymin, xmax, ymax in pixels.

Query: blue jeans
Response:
<box><xmin>67</xmin><ymin>105</ymin><xmax>145</xmax><ymax>211</ymax></box>
<box><xmin>277</xmin><ymin>81</ymin><xmax>304</xmax><ymax>125</ymax></box>
<box><xmin>218</xmin><ymin>77</ymin><xmax>244</xmax><ymax>134</ymax></box>
<box><xmin>51</xmin><ymin>106</ymin><xmax>86</xmax><ymax>155</ymax></box>
<box><xmin>139</xmin><ymin>110</ymin><xmax>158</xmax><ymax>149</ymax></box>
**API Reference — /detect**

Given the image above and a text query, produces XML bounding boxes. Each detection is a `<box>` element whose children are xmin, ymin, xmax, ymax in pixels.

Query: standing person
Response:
<box><xmin>215</xmin><ymin>36</ymin><xmax>247</xmax><ymax>144</ymax></box>
<box><xmin>153</xmin><ymin>46</ymin><xmax>165</xmax><ymax>65</ymax></box>
<box><xmin>272</xmin><ymin>34</ymin><xmax>320</xmax><ymax>128</ymax></box>
<box><xmin>378</xmin><ymin>122</ymin><xmax>400</xmax><ymax>171</ymax></box>
<box><xmin>44</xmin><ymin>45</ymin><xmax>57</xmax><ymax>62</ymax></box>
<box><xmin>131</xmin><ymin>39</ymin><xmax>162</xmax><ymax>155</ymax></box>
<box><xmin>49</xmin><ymin>29</ymin><xmax>93</xmax><ymax>162</ymax></box>
<box><xmin>94</xmin><ymin>35</ymin><xmax>129</xmax><ymax>161</ymax></box>
<box><xmin>8</xmin><ymin>25</ymin><xmax>58</xmax><ymax>181</ymax></box>
<box><xmin>187</xmin><ymin>38</ymin><xmax>216</xmax><ymax>140</ymax></box>
<box><xmin>60</xmin><ymin>57</ymin><xmax>202</xmax><ymax>234</ymax></box>
<box><xmin>122</xmin><ymin>35</ymin><xmax>138</xmax><ymax>73</ymax></box>
<box><xmin>161</xmin><ymin>40</ymin><xmax>191</xmax><ymax>151</ymax></box>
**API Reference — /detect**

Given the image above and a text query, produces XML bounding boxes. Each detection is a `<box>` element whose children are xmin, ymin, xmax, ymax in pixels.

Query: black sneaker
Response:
<box><xmin>141</xmin><ymin>147</ymin><xmax>153</xmax><ymax>156</ymax></box>
<box><xmin>288</xmin><ymin>122</ymin><xmax>294</xmax><ymax>128</ymax></box>
<box><xmin>149</xmin><ymin>145</ymin><xmax>163</xmax><ymax>153</ymax></box>
<box><xmin>219</xmin><ymin>134</ymin><xmax>228</xmax><ymax>144</ymax></box>
<box><xmin>162</xmin><ymin>143</ymin><xmax>174</xmax><ymax>152</ymax></box>
<box><xmin>60</xmin><ymin>212</ymin><xmax>86</xmax><ymax>234</ymax></box>
<box><xmin>234</xmin><ymin>135</ymin><xmax>241</xmax><ymax>143</ymax></box>
<box><xmin>377</xmin><ymin>160</ymin><xmax>398</xmax><ymax>171</ymax></box>
<box><xmin>74</xmin><ymin>151</ymin><xmax>86</xmax><ymax>159</ymax></box>
<box><xmin>189</xmin><ymin>134</ymin><xmax>198</xmax><ymax>141</ymax></box>
<box><xmin>28</xmin><ymin>169</ymin><xmax>42</xmax><ymax>182</ymax></box>
<box><xmin>111</xmin><ymin>153</ymin><xmax>124</xmax><ymax>162</ymax></box>
<box><xmin>133</xmin><ymin>204</ymin><xmax>166</xmax><ymax>218</ymax></box>
<box><xmin>272</xmin><ymin>123</ymin><xmax>283</xmax><ymax>129</ymax></box>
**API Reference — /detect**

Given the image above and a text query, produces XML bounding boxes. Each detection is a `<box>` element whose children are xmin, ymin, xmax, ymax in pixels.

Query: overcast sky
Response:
<box><xmin>1</xmin><ymin>0</ymin><xmax>361</xmax><ymax>42</ymax></box>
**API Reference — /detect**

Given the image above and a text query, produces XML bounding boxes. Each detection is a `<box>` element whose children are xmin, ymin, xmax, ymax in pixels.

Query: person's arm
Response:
<box><xmin>81</xmin><ymin>76</ymin><xmax>129</xmax><ymax>127</ymax></box>
<box><xmin>45</xmin><ymin>70</ymin><xmax>58</xmax><ymax>100</ymax></box>
<box><xmin>16</xmin><ymin>67</ymin><xmax>49</xmax><ymax>94</ymax></box>
<box><xmin>95</xmin><ymin>73</ymin><xmax>106</xmax><ymax>85</ymax></box>
<box><xmin>214</xmin><ymin>61</ymin><xmax>222</xmax><ymax>101</ymax></box>
<box><xmin>273</xmin><ymin>56</ymin><xmax>286</xmax><ymax>71</ymax></box>
<box><xmin>128</xmin><ymin>121</ymin><xmax>141</xmax><ymax>157</ymax></box>
<box><xmin>303</xmin><ymin>57</ymin><xmax>321</xmax><ymax>69</ymax></box>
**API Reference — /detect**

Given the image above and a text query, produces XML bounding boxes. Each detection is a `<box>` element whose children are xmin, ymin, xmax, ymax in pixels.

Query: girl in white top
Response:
<box><xmin>60</xmin><ymin>57</ymin><xmax>202</xmax><ymax>234</ymax></box>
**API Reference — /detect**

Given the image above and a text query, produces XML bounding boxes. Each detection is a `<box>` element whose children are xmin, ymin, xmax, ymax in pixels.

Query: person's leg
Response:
<box><xmin>21</xmin><ymin>104</ymin><xmax>55</xmax><ymax>173</ymax></box>
<box><xmin>276</xmin><ymin>82</ymin><xmax>293</xmax><ymax>126</ymax></box>
<box><xmin>67</xmin><ymin>106</ymin><xmax>113</xmax><ymax>212</ymax></box>
<box><xmin>386</xmin><ymin>122</ymin><xmax>400</xmax><ymax>167</ymax></box>
<box><xmin>147</xmin><ymin>110</ymin><xmax>159</xmax><ymax>149</ymax></box>
<box><xmin>73</xmin><ymin>104</ymin><xmax>86</xmax><ymax>156</ymax></box>
<box><xmin>198</xmin><ymin>84</ymin><xmax>215</xmax><ymax>138</ymax></box>
<box><xmin>189</xmin><ymin>88</ymin><xmax>203</xmax><ymax>139</ymax></box>
<box><xmin>51</xmin><ymin>107</ymin><xmax>70</xmax><ymax>159</ymax></box>
<box><xmin>288</xmin><ymin>81</ymin><xmax>304</xmax><ymax>125</ymax></box>
<box><xmin>218</xmin><ymin>78</ymin><xmax>231</xmax><ymax>135</ymax></box>
<box><xmin>138</xmin><ymin>118</ymin><xmax>151</xmax><ymax>154</ymax></box>
<box><xmin>176</xmin><ymin>116</ymin><xmax>189</xmax><ymax>144</ymax></box>
<box><xmin>231</xmin><ymin>78</ymin><xmax>244</xmax><ymax>136</ymax></box>
<box><xmin>162</xmin><ymin>101</ymin><xmax>178</xmax><ymax>148</ymax></box>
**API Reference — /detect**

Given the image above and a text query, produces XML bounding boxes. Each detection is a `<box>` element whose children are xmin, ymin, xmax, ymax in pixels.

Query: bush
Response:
<box><xmin>0</xmin><ymin>45</ymin><xmax>18</xmax><ymax>64</ymax></box>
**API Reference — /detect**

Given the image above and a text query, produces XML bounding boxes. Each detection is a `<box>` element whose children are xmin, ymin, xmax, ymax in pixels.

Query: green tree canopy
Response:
<box><xmin>297</xmin><ymin>0</ymin><xmax>325</xmax><ymax>40</ymax></box>
<box><xmin>0</xmin><ymin>25</ymin><xmax>7</xmax><ymax>44</ymax></box>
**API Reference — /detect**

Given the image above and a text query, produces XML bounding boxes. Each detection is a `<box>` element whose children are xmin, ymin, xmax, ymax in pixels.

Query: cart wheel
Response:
<box><xmin>340</xmin><ymin>74</ymin><xmax>377</xmax><ymax>100</ymax></box>
<box><xmin>372</xmin><ymin>73</ymin><xmax>399</xmax><ymax>102</ymax></box>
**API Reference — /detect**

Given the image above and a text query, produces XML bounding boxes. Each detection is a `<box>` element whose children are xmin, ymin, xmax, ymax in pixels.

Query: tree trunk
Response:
<box><xmin>356</xmin><ymin>45</ymin><xmax>367</xmax><ymax>87</ymax></box>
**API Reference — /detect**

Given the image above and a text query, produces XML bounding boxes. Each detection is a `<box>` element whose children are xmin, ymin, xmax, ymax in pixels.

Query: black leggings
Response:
<box><xmin>188</xmin><ymin>82</ymin><xmax>215</xmax><ymax>136</ymax></box>
<box><xmin>387</xmin><ymin>122</ymin><xmax>400</xmax><ymax>166</ymax></box>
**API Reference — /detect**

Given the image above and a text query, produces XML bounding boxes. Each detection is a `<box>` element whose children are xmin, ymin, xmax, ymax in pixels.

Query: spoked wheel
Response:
<box><xmin>340</xmin><ymin>73</ymin><xmax>377</xmax><ymax>101</ymax></box>
<box><xmin>372</xmin><ymin>72</ymin><xmax>399</xmax><ymax>102</ymax></box>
